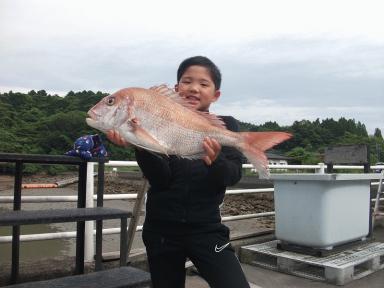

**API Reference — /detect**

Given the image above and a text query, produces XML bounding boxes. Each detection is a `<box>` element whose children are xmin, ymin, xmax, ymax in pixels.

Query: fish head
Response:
<box><xmin>86</xmin><ymin>89</ymin><xmax>135</xmax><ymax>132</ymax></box>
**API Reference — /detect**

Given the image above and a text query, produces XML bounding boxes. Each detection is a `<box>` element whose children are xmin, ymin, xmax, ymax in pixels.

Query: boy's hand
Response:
<box><xmin>106</xmin><ymin>130</ymin><xmax>131</xmax><ymax>147</ymax></box>
<box><xmin>202</xmin><ymin>137</ymin><xmax>221</xmax><ymax>165</ymax></box>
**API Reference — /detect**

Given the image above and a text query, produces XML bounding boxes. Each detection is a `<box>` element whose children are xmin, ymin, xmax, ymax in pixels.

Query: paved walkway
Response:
<box><xmin>185</xmin><ymin>223</ymin><xmax>384</xmax><ymax>288</ymax></box>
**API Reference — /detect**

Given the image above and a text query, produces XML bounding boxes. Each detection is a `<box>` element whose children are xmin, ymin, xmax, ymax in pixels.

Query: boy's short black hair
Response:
<box><xmin>177</xmin><ymin>56</ymin><xmax>222</xmax><ymax>90</ymax></box>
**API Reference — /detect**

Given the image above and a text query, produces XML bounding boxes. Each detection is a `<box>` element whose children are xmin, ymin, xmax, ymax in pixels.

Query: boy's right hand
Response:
<box><xmin>106</xmin><ymin>130</ymin><xmax>131</xmax><ymax>147</ymax></box>
<box><xmin>202</xmin><ymin>137</ymin><xmax>221</xmax><ymax>166</ymax></box>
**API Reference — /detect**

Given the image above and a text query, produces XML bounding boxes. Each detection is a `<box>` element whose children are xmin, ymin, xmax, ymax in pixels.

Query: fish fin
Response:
<box><xmin>240</xmin><ymin>132</ymin><xmax>292</xmax><ymax>178</ymax></box>
<box><xmin>194</xmin><ymin>111</ymin><xmax>227</xmax><ymax>129</ymax></box>
<box><xmin>241</xmin><ymin>132</ymin><xmax>292</xmax><ymax>151</ymax></box>
<box><xmin>149</xmin><ymin>84</ymin><xmax>175</xmax><ymax>97</ymax></box>
<box><xmin>149</xmin><ymin>84</ymin><xmax>226</xmax><ymax>129</ymax></box>
<box><xmin>242</xmin><ymin>148</ymin><xmax>270</xmax><ymax>179</ymax></box>
<box><xmin>150</xmin><ymin>84</ymin><xmax>196</xmax><ymax>109</ymax></box>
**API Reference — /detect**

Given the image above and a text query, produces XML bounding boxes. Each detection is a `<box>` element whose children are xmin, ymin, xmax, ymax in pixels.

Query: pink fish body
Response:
<box><xmin>86</xmin><ymin>85</ymin><xmax>292</xmax><ymax>178</ymax></box>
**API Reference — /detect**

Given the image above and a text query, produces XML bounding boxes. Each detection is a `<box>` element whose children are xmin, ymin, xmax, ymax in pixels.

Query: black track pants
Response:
<box><xmin>142</xmin><ymin>225</ymin><xmax>250</xmax><ymax>288</ymax></box>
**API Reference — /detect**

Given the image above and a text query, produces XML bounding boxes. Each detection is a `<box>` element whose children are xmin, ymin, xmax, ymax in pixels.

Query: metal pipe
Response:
<box><xmin>0</xmin><ymin>194</ymin><xmax>139</xmax><ymax>203</ymax></box>
<box><xmin>75</xmin><ymin>162</ymin><xmax>87</xmax><ymax>274</ymax></box>
<box><xmin>3</xmin><ymin>194</ymin><xmax>380</xmax><ymax>204</ymax></box>
<box><xmin>226</xmin><ymin>188</ymin><xmax>274</xmax><ymax>195</ymax></box>
<box><xmin>0</xmin><ymin>210</ymin><xmax>277</xmax><ymax>244</ymax></box>
<box><xmin>0</xmin><ymin>226</ymin><xmax>145</xmax><ymax>243</ymax></box>
<box><xmin>3</xmin><ymin>181</ymin><xmax>382</xmax><ymax>203</ymax></box>
<box><xmin>100</xmin><ymin>161</ymin><xmax>383</xmax><ymax>171</ymax></box>
<box><xmin>95</xmin><ymin>161</ymin><xmax>104</xmax><ymax>270</ymax></box>
<box><xmin>371</xmin><ymin>198</ymin><xmax>384</xmax><ymax>202</ymax></box>
<box><xmin>105</xmin><ymin>161</ymin><xmax>139</xmax><ymax>167</ymax></box>
<box><xmin>103</xmin><ymin>161</ymin><xmax>375</xmax><ymax>171</ymax></box>
<box><xmin>11</xmin><ymin>161</ymin><xmax>23</xmax><ymax>284</ymax></box>
<box><xmin>84</xmin><ymin>162</ymin><xmax>95</xmax><ymax>262</ymax></box>
<box><xmin>222</xmin><ymin>212</ymin><xmax>275</xmax><ymax>222</ymax></box>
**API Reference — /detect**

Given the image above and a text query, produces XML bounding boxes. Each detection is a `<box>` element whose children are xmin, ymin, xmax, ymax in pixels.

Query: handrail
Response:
<box><xmin>1</xmin><ymin>161</ymin><xmax>383</xmax><ymax>259</ymax></box>
<box><xmin>1</xmin><ymin>185</ymin><xmax>382</xmax><ymax>203</ymax></box>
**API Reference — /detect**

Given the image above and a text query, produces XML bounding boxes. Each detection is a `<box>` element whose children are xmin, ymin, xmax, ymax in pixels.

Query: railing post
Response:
<box><xmin>84</xmin><ymin>162</ymin><xmax>95</xmax><ymax>262</ymax></box>
<box><xmin>11</xmin><ymin>161</ymin><xmax>23</xmax><ymax>284</ymax></box>
<box><xmin>316</xmin><ymin>163</ymin><xmax>325</xmax><ymax>174</ymax></box>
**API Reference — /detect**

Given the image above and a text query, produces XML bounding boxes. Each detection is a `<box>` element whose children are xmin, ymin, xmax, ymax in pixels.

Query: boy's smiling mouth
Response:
<box><xmin>185</xmin><ymin>95</ymin><xmax>200</xmax><ymax>103</ymax></box>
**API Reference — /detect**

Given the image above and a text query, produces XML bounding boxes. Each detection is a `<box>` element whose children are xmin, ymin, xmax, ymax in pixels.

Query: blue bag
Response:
<box><xmin>65</xmin><ymin>134</ymin><xmax>108</xmax><ymax>160</ymax></box>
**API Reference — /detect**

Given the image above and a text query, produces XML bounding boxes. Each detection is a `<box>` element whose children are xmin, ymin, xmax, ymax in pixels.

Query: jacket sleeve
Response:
<box><xmin>135</xmin><ymin>148</ymin><xmax>172</xmax><ymax>189</ymax></box>
<box><xmin>207</xmin><ymin>116</ymin><xmax>243</xmax><ymax>187</ymax></box>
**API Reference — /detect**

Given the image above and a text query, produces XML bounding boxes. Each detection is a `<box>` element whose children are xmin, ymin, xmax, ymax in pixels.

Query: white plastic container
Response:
<box><xmin>271</xmin><ymin>174</ymin><xmax>380</xmax><ymax>249</ymax></box>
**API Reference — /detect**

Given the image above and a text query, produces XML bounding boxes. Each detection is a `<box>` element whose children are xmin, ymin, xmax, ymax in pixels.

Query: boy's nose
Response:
<box><xmin>189</xmin><ymin>83</ymin><xmax>199</xmax><ymax>92</ymax></box>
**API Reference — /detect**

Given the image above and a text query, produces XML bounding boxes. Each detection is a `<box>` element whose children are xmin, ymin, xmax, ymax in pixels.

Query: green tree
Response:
<box><xmin>1</xmin><ymin>89</ymin><xmax>378</xmax><ymax>166</ymax></box>
<box><xmin>374</xmin><ymin>128</ymin><xmax>383</xmax><ymax>139</ymax></box>
<box><xmin>286</xmin><ymin>147</ymin><xmax>320</xmax><ymax>164</ymax></box>
<box><xmin>36</xmin><ymin>111</ymin><xmax>89</xmax><ymax>153</ymax></box>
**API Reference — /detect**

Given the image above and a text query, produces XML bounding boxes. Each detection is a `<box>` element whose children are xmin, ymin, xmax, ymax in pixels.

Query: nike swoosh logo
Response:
<box><xmin>215</xmin><ymin>242</ymin><xmax>230</xmax><ymax>253</ymax></box>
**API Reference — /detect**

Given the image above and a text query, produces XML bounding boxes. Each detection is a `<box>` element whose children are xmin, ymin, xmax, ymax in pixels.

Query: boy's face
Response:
<box><xmin>175</xmin><ymin>65</ymin><xmax>220</xmax><ymax>111</ymax></box>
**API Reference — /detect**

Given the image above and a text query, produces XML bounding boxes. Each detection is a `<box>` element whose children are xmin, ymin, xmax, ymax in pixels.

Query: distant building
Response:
<box><xmin>266</xmin><ymin>152</ymin><xmax>291</xmax><ymax>166</ymax></box>
<box><xmin>243</xmin><ymin>151</ymin><xmax>292</xmax><ymax>174</ymax></box>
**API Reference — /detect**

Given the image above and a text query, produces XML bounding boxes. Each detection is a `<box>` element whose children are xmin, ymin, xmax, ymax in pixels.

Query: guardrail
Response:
<box><xmin>1</xmin><ymin>162</ymin><xmax>383</xmax><ymax>262</ymax></box>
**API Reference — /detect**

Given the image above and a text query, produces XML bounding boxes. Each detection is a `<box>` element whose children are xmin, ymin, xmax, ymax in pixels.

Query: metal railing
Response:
<box><xmin>1</xmin><ymin>162</ymin><xmax>383</xmax><ymax>262</ymax></box>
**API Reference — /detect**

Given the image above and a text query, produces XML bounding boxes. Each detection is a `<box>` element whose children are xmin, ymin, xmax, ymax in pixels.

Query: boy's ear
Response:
<box><xmin>213</xmin><ymin>90</ymin><xmax>221</xmax><ymax>102</ymax></box>
<box><xmin>174</xmin><ymin>84</ymin><xmax>179</xmax><ymax>92</ymax></box>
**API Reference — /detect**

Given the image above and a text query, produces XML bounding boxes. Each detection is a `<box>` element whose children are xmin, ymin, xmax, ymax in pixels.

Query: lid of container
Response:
<box><xmin>271</xmin><ymin>173</ymin><xmax>382</xmax><ymax>181</ymax></box>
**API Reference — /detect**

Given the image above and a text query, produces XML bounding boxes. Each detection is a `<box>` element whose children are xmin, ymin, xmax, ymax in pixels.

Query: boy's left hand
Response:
<box><xmin>202</xmin><ymin>137</ymin><xmax>221</xmax><ymax>165</ymax></box>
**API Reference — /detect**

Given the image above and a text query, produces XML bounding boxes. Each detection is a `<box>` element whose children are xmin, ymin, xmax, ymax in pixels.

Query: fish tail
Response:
<box><xmin>239</xmin><ymin>132</ymin><xmax>292</xmax><ymax>178</ymax></box>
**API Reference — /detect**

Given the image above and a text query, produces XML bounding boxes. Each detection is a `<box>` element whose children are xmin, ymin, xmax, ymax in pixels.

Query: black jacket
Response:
<box><xmin>135</xmin><ymin>116</ymin><xmax>243</xmax><ymax>230</ymax></box>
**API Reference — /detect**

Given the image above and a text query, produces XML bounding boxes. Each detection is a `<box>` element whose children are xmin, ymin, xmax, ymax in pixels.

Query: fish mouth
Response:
<box><xmin>87</xmin><ymin>110</ymin><xmax>98</xmax><ymax>120</ymax></box>
<box><xmin>85</xmin><ymin>117</ymin><xmax>95</xmax><ymax>126</ymax></box>
<box><xmin>86</xmin><ymin>110</ymin><xmax>100</xmax><ymax>128</ymax></box>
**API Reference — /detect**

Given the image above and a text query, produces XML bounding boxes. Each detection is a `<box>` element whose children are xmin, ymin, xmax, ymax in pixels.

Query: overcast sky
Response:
<box><xmin>1</xmin><ymin>0</ymin><xmax>383</xmax><ymax>134</ymax></box>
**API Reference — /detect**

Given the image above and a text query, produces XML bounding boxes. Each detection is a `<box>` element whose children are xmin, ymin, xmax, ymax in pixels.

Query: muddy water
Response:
<box><xmin>0</xmin><ymin>222</ymin><xmax>72</xmax><ymax>262</ymax></box>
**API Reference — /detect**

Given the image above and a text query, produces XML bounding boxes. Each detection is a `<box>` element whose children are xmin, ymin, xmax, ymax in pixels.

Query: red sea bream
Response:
<box><xmin>86</xmin><ymin>85</ymin><xmax>292</xmax><ymax>178</ymax></box>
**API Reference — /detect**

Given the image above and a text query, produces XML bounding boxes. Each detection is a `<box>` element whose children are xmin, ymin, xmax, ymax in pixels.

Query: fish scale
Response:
<box><xmin>135</xmin><ymin>104</ymin><xmax>215</xmax><ymax>156</ymax></box>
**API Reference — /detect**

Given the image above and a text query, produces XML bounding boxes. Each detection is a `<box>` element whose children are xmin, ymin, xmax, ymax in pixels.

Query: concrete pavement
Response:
<box><xmin>185</xmin><ymin>222</ymin><xmax>384</xmax><ymax>288</ymax></box>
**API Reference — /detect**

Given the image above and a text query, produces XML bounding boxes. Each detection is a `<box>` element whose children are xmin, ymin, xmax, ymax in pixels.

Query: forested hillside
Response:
<box><xmin>1</xmin><ymin>90</ymin><xmax>383</xmax><ymax>170</ymax></box>
<box><xmin>239</xmin><ymin>119</ymin><xmax>383</xmax><ymax>164</ymax></box>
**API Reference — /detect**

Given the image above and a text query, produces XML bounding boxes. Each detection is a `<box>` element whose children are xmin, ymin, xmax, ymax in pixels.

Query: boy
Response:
<box><xmin>108</xmin><ymin>56</ymin><xmax>250</xmax><ymax>288</ymax></box>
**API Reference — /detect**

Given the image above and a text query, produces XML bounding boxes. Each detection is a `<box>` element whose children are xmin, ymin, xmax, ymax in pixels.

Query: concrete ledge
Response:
<box><xmin>3</xmin><ymin>267</ymin><xmax>151</xmax><ymax>288</ymax></box>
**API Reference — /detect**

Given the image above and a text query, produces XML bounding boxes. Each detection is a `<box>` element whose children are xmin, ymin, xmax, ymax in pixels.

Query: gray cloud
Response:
<box><xmin>0</xmin><ymin>3</ymin><xmax>383</xmax><ymax>134</ymax></box>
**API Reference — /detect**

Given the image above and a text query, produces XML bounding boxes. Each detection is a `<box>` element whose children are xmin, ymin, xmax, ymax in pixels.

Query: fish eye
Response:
<box><xmin>106</xmin><ymin>96</ymin><xmax>115</xmax><ymax>106</ymax></box>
